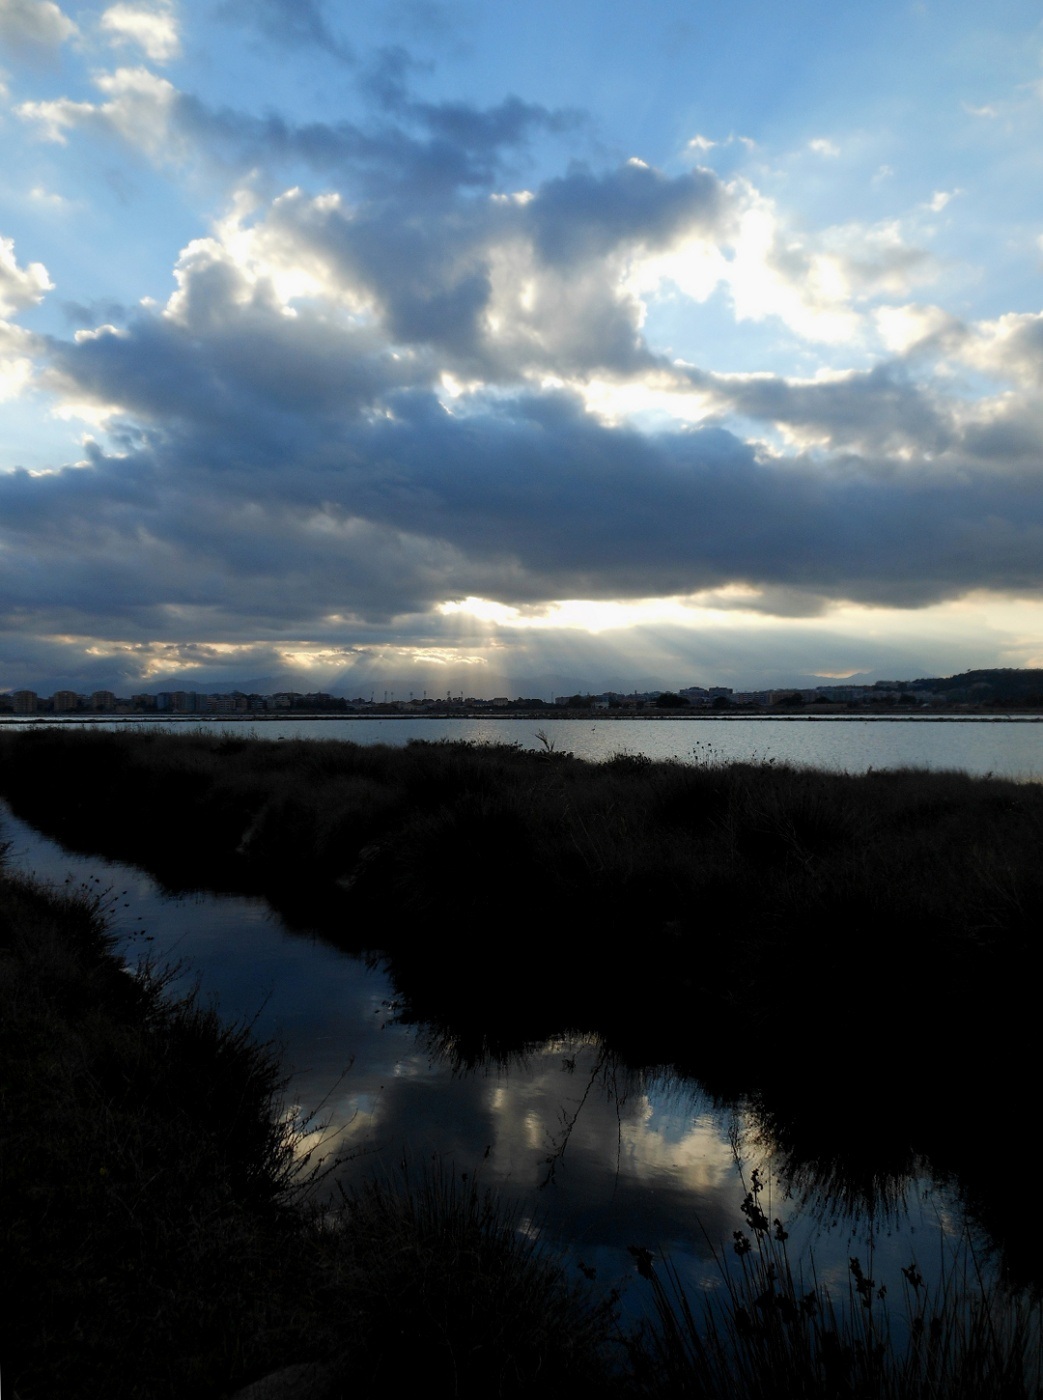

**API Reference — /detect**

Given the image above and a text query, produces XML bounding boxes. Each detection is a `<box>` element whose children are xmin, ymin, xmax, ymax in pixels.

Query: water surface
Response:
<box><xmin>5</xmin><ymin>713</ymin><xmax>1042</xmax><ymax>778</ymax></box>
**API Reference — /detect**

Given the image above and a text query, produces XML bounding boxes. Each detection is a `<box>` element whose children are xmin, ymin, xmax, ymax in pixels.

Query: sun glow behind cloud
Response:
<box><xmin>438</xmin><ymin>591</ymin><xmax>770</xmax><ymax>634</ymax></box>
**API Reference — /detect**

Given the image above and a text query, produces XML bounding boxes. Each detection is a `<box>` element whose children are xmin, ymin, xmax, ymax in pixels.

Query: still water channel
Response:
<box><xmin>4</xmin><ymin>716</ymin><xmax>1033</xmax><ymax>1320</ymax></box>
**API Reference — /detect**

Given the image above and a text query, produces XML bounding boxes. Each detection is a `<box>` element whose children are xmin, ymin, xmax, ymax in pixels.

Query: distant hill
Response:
<box><xmin>887</xmin><ymin>668</ymin><xmax>1043</xmax><ymax>704</ymax></box>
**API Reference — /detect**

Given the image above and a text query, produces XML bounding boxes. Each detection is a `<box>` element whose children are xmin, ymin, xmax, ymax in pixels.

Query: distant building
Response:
<box><xmin>156</xmin><ymin>691</ymin><xmax>199</xmax><ymax>712</ymax></box>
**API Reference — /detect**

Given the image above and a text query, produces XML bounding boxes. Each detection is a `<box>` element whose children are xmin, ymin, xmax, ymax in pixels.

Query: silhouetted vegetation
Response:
<box><xmin>4</xmin><ymin>839</ymin><xmax>1040</xmax><ymax>1398</ymax></box>
<box><xmin>901</xmin><ymin>667</ymin><xmax>1043</xmax><ymax>706</ymax></box>
<box><xmin>1</xmin><ymin>861</ymin><xmax>617</xmax><ymax>1399</ymax></box>
<box><xmin>1</xmin><ymin>863</ymin><xmax>316</xmax><ymax>1397</ymax></box>
<box><xmin>628</xmin><ymin>1168</ymin><xmax>1042</xmax><ymax>1400</ymax></box>
<box><xmin>2</xmin><ymin>728</ymin><xmax>1042</xmax><ymax>1293</ymax></box>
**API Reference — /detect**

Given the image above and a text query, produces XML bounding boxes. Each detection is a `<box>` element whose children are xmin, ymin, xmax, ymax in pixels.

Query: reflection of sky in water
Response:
<box><xmin>1</xmin><ymin>798</ymin><xmax>978</xmax><ymax>1323</ymax></box>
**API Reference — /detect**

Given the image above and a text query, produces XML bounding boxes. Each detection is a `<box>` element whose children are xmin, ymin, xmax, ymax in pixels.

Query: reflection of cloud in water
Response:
<box><xmin>321</xmin><ymin>1033</ymin><xmax>752</xmax><ymax>1278</ymax></box>
<box><xmin>617</xmin><ymin>1101</ymin><xmax>736</xmax><ymax>1197</ymax></box>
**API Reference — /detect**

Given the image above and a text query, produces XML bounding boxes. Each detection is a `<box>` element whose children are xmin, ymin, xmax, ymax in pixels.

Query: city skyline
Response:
<box><xmin>6</xmin><ymin>664</ymin><xmax>1040</xmax><ymax>712</ymax></box>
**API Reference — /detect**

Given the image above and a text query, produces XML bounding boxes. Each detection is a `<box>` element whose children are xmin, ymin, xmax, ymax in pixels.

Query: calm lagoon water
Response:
<box><xmin>2</xmin><ymin>716</ymin><xmax>1020</xmax><ymax>1321</ymax></box>
<box><xmin>9</xmin><ymin>711</ymin><xmax>1043</xmax><ymax>778</ymax></box>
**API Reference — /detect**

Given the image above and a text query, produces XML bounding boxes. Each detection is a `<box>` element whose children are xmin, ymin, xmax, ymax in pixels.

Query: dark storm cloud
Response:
<box><xmin>47</xmin><ymin>300</ymin><xmax>429</xmax><ymax>432</ymax></box>
<box><xmin>529</xmin><ymin>162</ymin><xmax>724</xmax><ymax>265</ymax></box>
<box><xmin>6</xmin><ymin>359</ymin><xmax>1043</xmax><ymax>659</ymax></box>
<box><xmin>172</xmin><ymin>80</ymin><xmax>580</xmax><ymax>198</ymax></box>
<box><xmin>961</xmin><ymin>408</ymin><xmax>1043</xmax><ymax>464</ymax></box>
<box><xmin>222</xmin><ymin>163</ymin><xmax>723</xmax><ymax>379</ymax></box>
<box><xmin>332</xmin><ymin>392</ymin><xmax>1043</xmax><ymax>607</ymax></box>
<box><xmin>42</xmin><ymin>153</ymin><xmax>726</xmax><ymax>420</ymax></box>
<box><xmin>690</xmin><ymin>362</ymin><xmax>955</xmax><ymax>455</ymax></box>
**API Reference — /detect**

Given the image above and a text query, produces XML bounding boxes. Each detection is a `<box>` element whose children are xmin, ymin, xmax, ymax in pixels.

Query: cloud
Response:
<box><xmin>0</xmin><ymin>234</ymin><xmax>52</xmax><ymax>316</ymax></box>
<box><xmin>874</xmin><ymin>302</ymin><xmax>959</xmax><ymax>354</ymax></box>
<box><xmin>27</xmin><ymin>183</ymin><xmax>72</xmax><ymax>211</ymax></box>
<box><xmin>7</xmin><ymin>29</ymin><xmax>1043</xmax><ymax>695</ymax></box>
<box><xmin>17</xmin><ymin>54</ymin><xmax>583</xmax><ymax>209</ymax></box>
<box><xmin>689</xmin><ymin>362</ymin><xmax>954</xmax><ymax>456</ymax></box>
<box><xmin>18</xmin><ymin>65</ymin><xmax>180</xmax><ymax>155</ymax></box>
<box><xmin>99</xmin><ymin>2</ymin><xmax>180</xmax><ymax>63</ymax></box>
<box><xmin>808</xmin><ymin>138</ymin><xmax>839</xmax><ymax>157</ymax></box>
<box><xmin>0</xmin><ymin>0</ymin><xmax>76</xmax><ymax>55</ymax></box>
<box><xmin>957</xmin><ymin>310</ymin><xmax>1043</xmax><ymax>387</ymax></box>
<box><xmin>526</xmin><ymin>160</ymin><xmax>722</xmax><ymax>267</ymax></box>
<box><xmin>12</xmin><ymin>320</ymin><xmax>1043</xmax><ymax>663</ymax></box>
<box><xmin>4</xmin><ymin>36</ymin><xmax>572</xmax><ymax>304</ymax></box>
<box><xmin>0</xmin><ymin>321</ymin><xmax>38</xmax><ymax>399</ymax></box>
<box><xmin>720</xmin><ymin>190</ymin><xmax>936</xmax><ymax>345</ymax></box>
<box><xmin>2</xmin><ymin>157</ymin><xmax>1034</xmax><ymax>669</ymax></box>
<box><xmin>114</xmin><ymin>161</ymin><xmax>729</xmax><ymax>389</ymax></box>
<box><xmin>174</xmin><ymin>86</ymin><xmax>582</xmax><ymax>200</ymax></box>
<box><xmin>0</xmin><ymin>232</ymin><xmax>50</xmax><ymax>398</ymax></box>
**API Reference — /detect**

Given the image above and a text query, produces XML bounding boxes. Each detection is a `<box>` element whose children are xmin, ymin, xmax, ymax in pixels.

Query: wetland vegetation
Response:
<box><xmin>1</xmin><ymin>861</ymin><xmax>614</xmax><ymax>1398</ymax></box>
<box><xmin>3</xmin><ymin>727</ymin><xmax>1042</xmax><ymax>1395</ymax></box>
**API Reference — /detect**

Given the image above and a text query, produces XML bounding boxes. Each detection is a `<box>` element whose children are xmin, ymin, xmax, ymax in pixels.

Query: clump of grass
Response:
<box><xmin>627</xmin><ymin>1168</ymin><xmax>1042</xmax><ymax>1399</ymax></box>
<box><xmin>0</xmin><ymin>865</ymin><xmax>331</xmax><ymax>1399</ymax></box>
<box><xmin>321</xmin><ymin>1162</ymin><xmax>621</xmax><ymax>1396</ymax></box>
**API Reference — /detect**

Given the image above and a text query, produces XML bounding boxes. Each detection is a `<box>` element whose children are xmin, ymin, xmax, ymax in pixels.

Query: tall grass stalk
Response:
<box><xmin>630</xmin><ymin>1168</ymin><xmax>1042</xmax><ymax>1399</ymax></box>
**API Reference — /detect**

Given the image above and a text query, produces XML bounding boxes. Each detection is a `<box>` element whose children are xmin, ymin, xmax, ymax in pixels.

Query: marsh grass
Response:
<box><xmin>4</xmin><ymin>838</ymin><xmax>1041</xmax><ymax>1399</ymax></box>
<box><xmin>629</xmin><ymin>1168</ymin><xmax>1042</xmax><ymax>1399</ymax></box>
<box><xmin>322</xmin><ymin>1161</ymin><xmax>621</xmax><ymax>1396</ymax></box>
<box><xmin>1</xmin><ymin>858</ymin><xmax>617</xmax><ymax>1399</ymax></box>
<box><xmin>0</xmin><ymin>865</ymin><xmax>331</xmax><ymax>1399</ymax></box>
<box><xmin>2</xmin><ymin>728</ymin><xmax>1042</xmax><ymax>1285</ymax></box>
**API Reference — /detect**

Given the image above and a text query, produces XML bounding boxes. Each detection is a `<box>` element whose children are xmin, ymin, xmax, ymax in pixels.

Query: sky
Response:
<box><xmin>2</xmin><ymin>0</ymin><xmax>1043</xmax><ymax>698</ymax></box>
